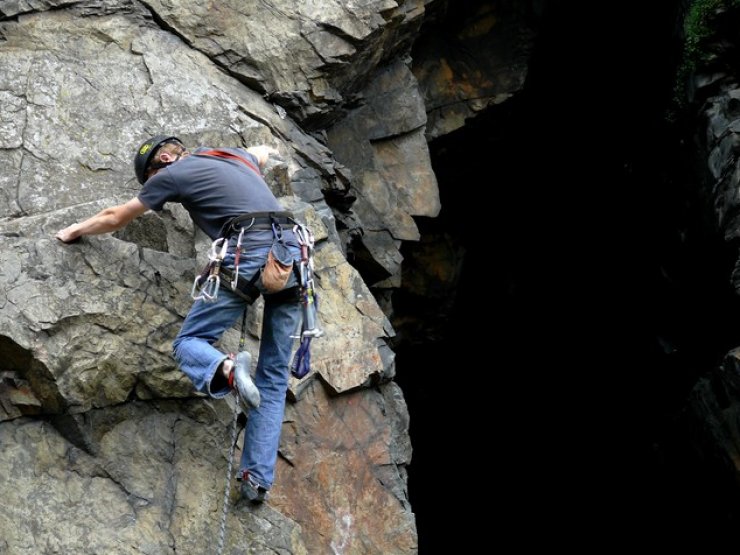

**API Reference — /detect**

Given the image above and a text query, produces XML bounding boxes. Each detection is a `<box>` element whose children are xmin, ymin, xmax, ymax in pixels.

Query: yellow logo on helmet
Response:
<box><xmin>139</xmin><ymin>143</ymin><xmax>153</xmax><ymax>155</ymax></box>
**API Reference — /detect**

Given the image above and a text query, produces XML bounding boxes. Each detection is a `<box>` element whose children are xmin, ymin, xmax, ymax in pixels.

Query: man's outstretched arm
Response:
<box><xmin>55</xmin><ymin>197</ymin><xmax>149</xmax><ymax>243</ymax></box>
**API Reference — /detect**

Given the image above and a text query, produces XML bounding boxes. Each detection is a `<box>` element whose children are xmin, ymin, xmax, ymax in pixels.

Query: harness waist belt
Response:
<box><xmin>232</xmin><ymin>223</ymin><xmax>280</xmax><ymax>232</ymax></box>
<box><xmin>238</xmin><ymin>216</ymin><xmax>294</xmax><ymax>227</ymax></box>
<box><xmin>220</xmin><ymin>211</ymin><xmax>295</xmax><ymax>237</ymax></box>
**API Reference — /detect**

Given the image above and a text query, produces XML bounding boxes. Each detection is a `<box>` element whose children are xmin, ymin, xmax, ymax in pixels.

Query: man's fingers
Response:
<box><xmin>55</xmin><ymin>231</ymin><xmax>80</xmax><ymax>243</ymax></box>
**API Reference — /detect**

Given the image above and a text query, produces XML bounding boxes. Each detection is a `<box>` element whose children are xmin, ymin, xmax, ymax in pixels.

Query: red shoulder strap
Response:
<box><xmin>197</xmin><ymin>149</ymin><xmax>261</xmax><ymax>176</ymax></box>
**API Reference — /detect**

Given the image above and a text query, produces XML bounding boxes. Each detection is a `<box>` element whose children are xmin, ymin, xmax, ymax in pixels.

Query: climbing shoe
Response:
<box><xmin>226</xmin><ymin>352</ymin><xmax>260</xmax><ymax>412</ymax></box>
<box><xmin>237</xmin><ymin>470</ymin><xmax>268</xmax><ymax>504</ymax></box>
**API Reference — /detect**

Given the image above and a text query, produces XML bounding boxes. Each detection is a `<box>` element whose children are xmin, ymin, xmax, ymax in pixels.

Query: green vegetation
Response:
<box><xmin>683</xmin><ymin>0</ymin><xmax>739</xmax><ymax>69</ymax></box>
<box><xmin>670</xmin><ymin>0</ymin><xmax>740</xmax><ymax>119</ymax></box>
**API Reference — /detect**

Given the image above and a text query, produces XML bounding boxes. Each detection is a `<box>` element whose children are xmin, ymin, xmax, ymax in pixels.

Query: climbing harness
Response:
<box><xmin>191</xmin><ymin>209</ymin><xmax>324</xmax><ymax>379</ymax></box>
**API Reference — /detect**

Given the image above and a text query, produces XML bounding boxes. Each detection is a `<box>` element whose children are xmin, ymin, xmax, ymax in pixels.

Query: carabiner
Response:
<box><xmin>231</xmin><ymin>227</ymin><xmax>245</xmax><ymax>289</ymax></box>
<box><xmin>191</xmin><ymin>238</ymin><xmax>229</xmax><ymax>302</ymax></box>
<box><xmin>192</xmin><ymin>273</ymin><xmax>222</xmax><ymax>301</ymax></box>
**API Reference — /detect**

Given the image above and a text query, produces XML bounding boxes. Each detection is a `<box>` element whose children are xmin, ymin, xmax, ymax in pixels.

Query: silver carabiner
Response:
<box><xmin>192</xmin><ymin>238</ymin><xmax>229</xmax><ymax>302</ymax></box>
<box><xmin>201</xmin><ymin>274</ymin><xmax>222</xmax><ymax>301</ymax></box>
<box><xmin>231</xmin><ymin>227</ymin><xmax>245</xmax><ymax>289</ymax></box>
<box><xmin>207</xmin><ymin>237</ymin><xmax>228</xmax><ymax>262</ymax></box>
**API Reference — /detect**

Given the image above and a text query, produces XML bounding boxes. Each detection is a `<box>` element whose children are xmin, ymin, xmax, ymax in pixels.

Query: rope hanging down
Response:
<box><xmin>217</xmin><ymin>308</ymin><xmax>251</xmax><ymax>554</ymax></box>
<box><xmin>216</xmin><ymin>391</ymin><xmax>242</xmax><ymax>555</ymax></box>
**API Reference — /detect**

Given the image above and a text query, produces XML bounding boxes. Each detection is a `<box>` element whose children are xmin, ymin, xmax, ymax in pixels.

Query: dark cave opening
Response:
<box><xmin>393</xmin><ymin>100</ymin><xmax>532</xmax><ymax>552</ymax></box>
<box><xmin>394</xmin><ymin>0</ymin><xmax>740</xmax><ymax>550</ymax></box>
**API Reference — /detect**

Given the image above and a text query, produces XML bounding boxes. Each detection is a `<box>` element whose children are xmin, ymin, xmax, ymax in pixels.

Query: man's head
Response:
<box><xmin>133</xmin><ymin>135</ymin><xmax>186</xmax><ymax>184</ymax></box>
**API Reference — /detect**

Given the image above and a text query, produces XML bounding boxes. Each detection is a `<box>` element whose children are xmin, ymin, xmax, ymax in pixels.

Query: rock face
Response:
<box><xmin>0</xmin><ymin>1</ymin><xmax>535</xmax><ymax>553</ymax></box>
<box><xmin>680</xmin><ymin>3</ymin><xmax>740</xmax><ymax>499</ymax></box>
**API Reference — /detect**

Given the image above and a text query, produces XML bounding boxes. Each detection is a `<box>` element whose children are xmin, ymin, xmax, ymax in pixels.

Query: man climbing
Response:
<box><xmin>55</xmin><ymin>135</ymin><xmax>303</xmax><ymax>504</ymax></box>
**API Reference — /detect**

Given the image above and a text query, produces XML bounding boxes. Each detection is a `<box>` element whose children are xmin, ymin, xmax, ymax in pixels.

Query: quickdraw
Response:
<box><xmin>290</xmin><ymin>223</ymin><xmax>323</xmax><ymax>379</ymax></box>
<box><xmin>293</xmin><ymin>223</ymin><xmax>323</xmax><ymax>339</ymax></box>
<box><xmin>231</xmin><ymin>227</ymin><xmax>246</xmax><ymax>290</ymax></box>
<box><xmin>191</xmin><ymin>237</ymin><xmax>229</xmax><ymax>301</ymax></box>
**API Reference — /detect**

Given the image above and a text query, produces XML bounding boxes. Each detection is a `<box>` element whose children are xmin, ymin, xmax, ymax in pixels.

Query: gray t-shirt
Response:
<box><xmin>138</xmin><ymin>147</ymin><xmax>284</xmax><ymax>240</ymax></box>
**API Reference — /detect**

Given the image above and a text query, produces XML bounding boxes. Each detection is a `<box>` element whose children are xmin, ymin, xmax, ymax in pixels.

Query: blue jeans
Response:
<box><xmin>172</xmin><ymin>235</ymin><xmax>301</xmax><ymax>490</ymax></box>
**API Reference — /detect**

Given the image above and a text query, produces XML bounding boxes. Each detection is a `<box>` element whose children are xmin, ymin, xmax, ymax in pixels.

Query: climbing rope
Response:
<box><xmin>216</xmin><ymin>395</ymin><xmax>241</xmax><ymax>555</ymax></box>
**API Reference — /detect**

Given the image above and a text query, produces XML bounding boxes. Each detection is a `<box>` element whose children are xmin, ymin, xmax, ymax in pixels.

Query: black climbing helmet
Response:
<box><xmin>133</xmin><ymin>135</ymin><xmax>181</xmax><ymax>184</ymax></box>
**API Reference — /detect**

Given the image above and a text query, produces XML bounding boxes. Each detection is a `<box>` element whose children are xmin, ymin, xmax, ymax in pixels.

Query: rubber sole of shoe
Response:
<box><xmin>240</xmin><ymin>481</ymin><xmax>267</xmax><ymax>504</ymax></box>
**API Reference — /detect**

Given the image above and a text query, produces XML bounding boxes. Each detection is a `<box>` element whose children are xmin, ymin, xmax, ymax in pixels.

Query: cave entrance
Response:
<box><xmin>391</xmin><ymin>98</ymin><xmax>534</xmax><ymax>551</ymax></box>
<box><xmin>390</xmin><ymin>1</ymin><xmax>740</xmax><ymax>548</ymax></box>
